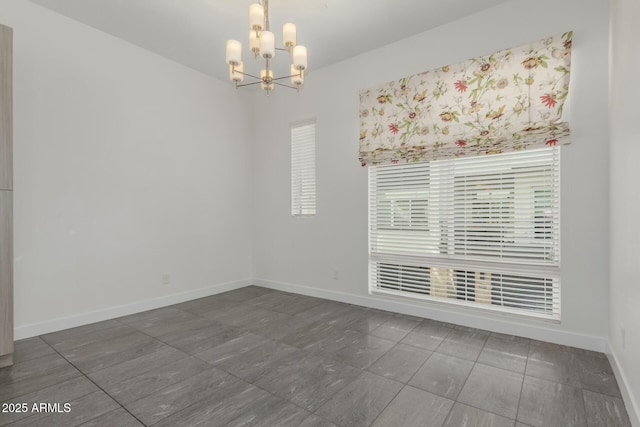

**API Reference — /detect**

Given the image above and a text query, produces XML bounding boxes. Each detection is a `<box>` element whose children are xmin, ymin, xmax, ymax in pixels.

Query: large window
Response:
<box><xmin>369</xmin><ymin>148</ymin><xmax>561</xmax><ymax>320</ymax></box>
<box><xmin>291</xmin><ymin>121</ymin><xmax>316</xmax><ymax>216</ymax></box>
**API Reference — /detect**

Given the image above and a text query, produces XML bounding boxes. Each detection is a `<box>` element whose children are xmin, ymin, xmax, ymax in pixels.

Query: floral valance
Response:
<box><xmin>359</xmin><ymin>32</ymin><xmax>573</xmax><ymax>166</ymax></box>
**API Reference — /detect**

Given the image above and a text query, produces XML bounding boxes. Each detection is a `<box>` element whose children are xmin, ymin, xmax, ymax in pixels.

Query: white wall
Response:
<box><xmin>0</xmin><ymin>0</ymin><xmax>253</xmax><ymax>337</ymax></box>
<box><xmin>609</xmin><ymin>0</ymin><xmax>640</xmax><ymax>424</ymax></box>
<box><xmin>252</xmin><ymin>0</ymin><xmax>611</xmax><ymax>350</ymax></box>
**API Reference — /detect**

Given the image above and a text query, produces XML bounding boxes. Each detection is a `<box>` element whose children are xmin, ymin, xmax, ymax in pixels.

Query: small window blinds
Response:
<box><xmin>291</xmin><ymin>121</ymin><xmax>316</xmax><ymax>216</ymax></box>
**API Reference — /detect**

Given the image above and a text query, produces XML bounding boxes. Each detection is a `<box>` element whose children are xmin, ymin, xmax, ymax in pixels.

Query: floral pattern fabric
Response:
<box><xmin>359</xmin><ymin>32</ymin><xmax>572</xmax><ymax>166</ymax></box>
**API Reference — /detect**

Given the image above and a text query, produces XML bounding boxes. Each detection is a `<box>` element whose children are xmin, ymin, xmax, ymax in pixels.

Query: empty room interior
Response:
<box><xmin>0</xmin><ymin>0</ymin><xmax>638</xmax><ymax>426</ymax></box>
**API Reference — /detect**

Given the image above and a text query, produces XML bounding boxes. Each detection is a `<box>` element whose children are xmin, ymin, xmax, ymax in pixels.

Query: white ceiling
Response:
<box><xmin>28</xmin><ymin>0</ymin><xmax>512</xmax><ymax>83</ymax></box>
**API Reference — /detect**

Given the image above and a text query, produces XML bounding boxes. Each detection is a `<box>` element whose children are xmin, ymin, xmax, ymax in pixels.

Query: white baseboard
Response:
<box><xmin>254</xmin><ymin>278</ymin><xmax>608</xmax><ymax>353</ymax></box>
<box><xmin>13</xmin><ymin>276</ymin><xmax>634</xmax><ymax>424</ymax></box>
<box><xmin>607</xmin><ymin>346</ymin><xmax>640</xmax><ymax>427</ymax></box>
<box><xmin>14</xmin><ymin>278</ymin><xmax>253</xmax><ymax>340</ymax></box>
<box><xmin>14</xmin><ymin>276</ymin><xmax>608</xmax><ymax>353</ymax></box>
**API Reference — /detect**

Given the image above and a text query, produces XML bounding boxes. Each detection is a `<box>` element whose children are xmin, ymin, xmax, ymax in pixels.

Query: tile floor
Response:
<box><xmin>0</xmin><ymin>286</ymin><xmax>633</xmax><ymax>427</ymax></box>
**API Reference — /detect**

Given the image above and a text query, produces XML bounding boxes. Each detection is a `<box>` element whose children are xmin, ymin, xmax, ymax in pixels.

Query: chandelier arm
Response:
<box><xmin>234</xmin><ymin>69</ymin><xmax>262</xmax><ymax>80</ymax></box>
<box><xmin>235</xmin><ymin>81</ymin><xmax>264</xmax><ymax>88</ymax></box>
<box><xmin>273</xmin><ymin>81</ymin><xmax>299</xmax><ymax>90</ymax></box>
<box><xmin>271</xmin><ymin>74</ymin><xmax>298</xmax><ymax>82</ymax></box>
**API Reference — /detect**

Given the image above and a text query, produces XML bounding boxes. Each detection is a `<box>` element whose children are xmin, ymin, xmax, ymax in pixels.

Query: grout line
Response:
<box><xmin>43</xmin><ymin>341</ymin><xmax>148</xmax><ymax>426</ymax></box>
<box><xmin>0</xmin><ymin>340</ymin><xmax>91</xmax><ymax>426</ymax></box>
<box><xmin>55</xmin><ymin>315</ymin><xmax>236</xmax><ymax>424</ymax></box>
<box><xmin>450</xmin><ymin>335</ymin><xmax>529</xmax><ymax>423</ymax></box>
<box><xmin>404</xmin><ymin>349</ymin><xmax>435</xmax><ymax>386</ymax></box>
<box><xmin>11</xmin><ymin>288</ymin><xmax>625</xmax><ymax>426</ymax></box>
<box><xmin>354</xmin><ymin>369</ymin><xmax>405</xmax><ymax>427</ymax></box>
<box><xmin>187</xmin><ymin>338</ymin><xmax>353</xmax><ymax>425</ymax></box>
<box><xmin>452</xmin><ymin>346</ymin><xmax>482</xmax><ymax>400</ymax></box>
<box><xmin>397</xmin><ymin>321</ymin><xmax>454</xmax><ymax>385</ymax></box>
<box><xmin>437</xmin><ymin>331</ymin><xmax>492</xmax><ymax>423</ymax></box>
<box><xmin>0</xmin><ymin>349</ymin><xmax>60</xmax><ymax>375</ymax></box>
<box><xmin>441</xmin><ymin>398</ymin><xmax>458</xmax><ymax>426</ymax></box>
<box><xmin>112</xmin><ymin>296</ymin><xmax>349</xmax><ymax>425</ymax></box>
<box><xmin>514</xmin><ymin>338</ymin><xmax>531</xmax><ymax>424</ymax></box>
<box><xmin>102</xmin><ymin>318</ymin><xmax>269</xmax><ymax>425</ymax></box>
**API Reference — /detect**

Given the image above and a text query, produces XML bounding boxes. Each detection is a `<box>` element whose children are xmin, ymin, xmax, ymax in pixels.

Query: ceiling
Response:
<box><xmin>28</xmin><ymin>0</ymin><xmax>512</xmax><ymax>83</ymax></box>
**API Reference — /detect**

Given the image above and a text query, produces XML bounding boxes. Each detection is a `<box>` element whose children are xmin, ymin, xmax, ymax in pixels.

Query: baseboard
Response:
<box><xmin>14</xmin><ymin>276</ymin><xmax>608</xmax><ymax>354</ymax></box>
<box><xmin>12</xmin><ymin>275</ymin><xmax>632</xmax><ymax>422</ymax></box>
<box><xmin>607</xmin><ymin>346</ymin><xmax>640</xmax><ymax>427</ymax></box>
<box><xmin>14</xmin><ymin>278</ymin><xmax>253</xmax><ymax>340</ymax></box>
<box><xmin>254</xmin><ymin>278</ymin><xmax>608</xmax><ymax>353</ymax></box>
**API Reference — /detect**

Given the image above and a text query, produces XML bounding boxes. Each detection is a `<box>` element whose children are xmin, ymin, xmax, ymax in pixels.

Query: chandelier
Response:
<box><xmin>225</xmin><ymin>0</ymin><xmax>308</xmax><ymax>94</ymax></box>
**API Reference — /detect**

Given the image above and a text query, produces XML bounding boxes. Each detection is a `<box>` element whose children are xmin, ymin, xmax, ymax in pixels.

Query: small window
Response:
<box><xmin>291</xmin><ymin>121</ymin><xmax>316</xmax><ymax>216</ymax></box>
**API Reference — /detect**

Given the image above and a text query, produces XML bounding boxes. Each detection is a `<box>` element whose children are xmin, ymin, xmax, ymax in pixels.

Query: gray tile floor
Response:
<box><xmin>0</xmin><ymin>286</ymin><xmax>633</xmax><ymax>427</ymax></box>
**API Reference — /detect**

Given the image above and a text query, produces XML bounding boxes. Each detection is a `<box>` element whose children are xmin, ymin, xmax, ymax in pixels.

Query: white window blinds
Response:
<box><xmin>291</xmin><ymin>121</ymin><xmax>316</xmax><ymax>216</ymax></box>
<box><xmin>369</xmin><ymin>148</ymin><xmax>561</xmax><ymax>320</ymax></box>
